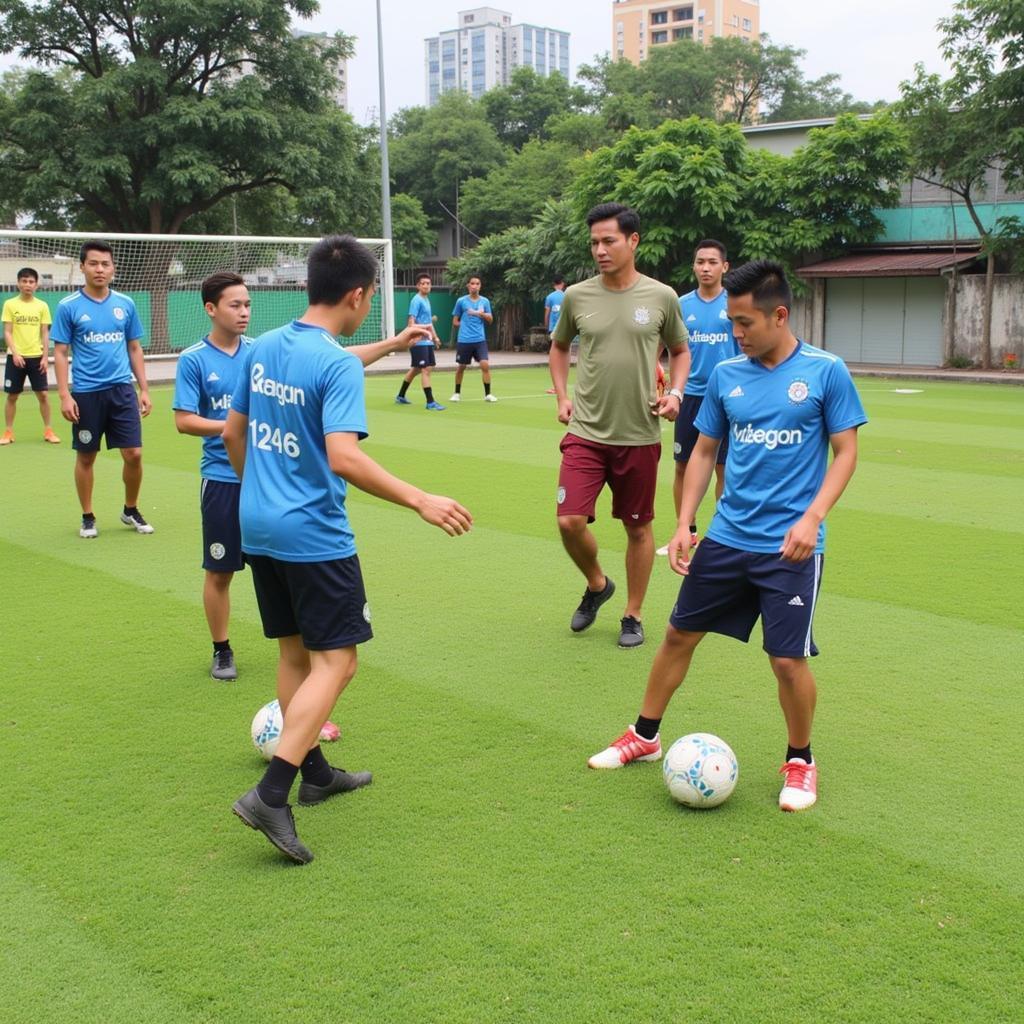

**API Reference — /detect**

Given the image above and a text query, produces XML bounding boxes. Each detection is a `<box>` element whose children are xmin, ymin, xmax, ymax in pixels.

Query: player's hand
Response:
<box><xmin>780</xmin><ymin>513</ymin><xmax>819</xmax><ymax>562</ymax></box>
<box><xmin>138</xmin><ymin>390</ymin><xmax>152</xmax><ymax>417</ymax></box>
<box><xmin>60</xmin><ymin>394</ymin><xmax>79</xmax><ymax>423</ymax></box>
<box><xmin>11</xmin><ymin>352</ymin><xmax>25</xmax><ymax>368</ymax></box>
<box><xmin>668</xmin><ymin>528</ymin><xmax>699</xmax><ymax>577</ymax></box>
<box><xmin>651</xmin><ymin>393</ymin><xmax>682</xmax><ymax>421</ymax></box>
<box><xmin>556</xmin><ymin>397</ymin><xmax>572</xmax><ymax>424</ymax></box>
<box><xmin>394</xmin><ymin>325</ymin><xmax>432</xmax><ymax>351</ymax></box>
<box><xmin>416</xmin><ymin>493</ymin><xmax>473</xmax><ymax>536</ymax></box>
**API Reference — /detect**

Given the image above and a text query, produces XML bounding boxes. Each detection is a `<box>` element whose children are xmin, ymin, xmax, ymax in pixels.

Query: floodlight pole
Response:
<box><xmin>376</xmin><ymin>0</ymin><xmax>392</xmax><ymax>242</ymax></box>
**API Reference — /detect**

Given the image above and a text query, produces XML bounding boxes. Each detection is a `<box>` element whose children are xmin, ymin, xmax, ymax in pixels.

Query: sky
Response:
<box><xmin>305</xmin><ymin>0</ymin><xmax>957</xmax><ymax>124</ymax></box>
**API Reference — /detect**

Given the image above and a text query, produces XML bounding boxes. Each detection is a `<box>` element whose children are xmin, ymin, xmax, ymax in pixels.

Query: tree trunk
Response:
<box><xmin>981</xmin><ymin>252</ymin><xmax>994</xmax><ymax>370</ymax></box>
<box><xmin>496</xmin><ymin>302</ymin><xmax>526</xmax><ymax>351</ymax></box>
<box><xmin>942</xmin><ymin>271</ymin><xmax>957</xmax><ymax>365</ymax></box>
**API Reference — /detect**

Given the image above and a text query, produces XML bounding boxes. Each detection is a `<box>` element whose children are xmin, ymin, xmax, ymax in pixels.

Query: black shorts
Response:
<box><xmin>673</xmin><ymin>394</ymin><xmax>728</xmax><ymax>464</ymax></box>
<box><xmin>72</xmin><ymin>383</ymin><xmax>142</xmax><ymax>451</ymax></box>
<box><xmin>5</xmin><ymin>355</ymin><xmax>48</xmax><ymax>393</ymax></box>
<box><xmin>669</xmin><ymin>538</ymin><xmax>824</xmax><ymax>658</ymax></box>
<box><xmin>247</xmin><ymin>554</ymin><xmax>374</xmax><ymax>650</ymax></box>
<box><xmin>455</xmin><ymin>341</ymin><xmax>489</xmax><ymax>364</ymax></box>
<box><xmin>410</xmin><ymin>345</ymin><xmax>436</xmax><ymax>368</ymax></box>
<box><xmin>201</xmin><ymin>479</ymin><xmax>245</xmax><ymax>573</ymax></box>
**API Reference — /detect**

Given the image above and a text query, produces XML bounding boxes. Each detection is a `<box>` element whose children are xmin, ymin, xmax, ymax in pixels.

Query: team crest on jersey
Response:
<box><xmin>633</xmin><ymin>306</ymin><xmax>651</xmax><ymax>325</ymax></box>
<box><xmin>787</xmin><ymin>379</ymin><xmax>810</xmax><ymax>404</ymax></box>
<box><xmin>113</xmin><ymin>307</ymin><xmax>125</xmax><ymax>321</ymax></box>
<box><xmin>209</xmin><ymin>542</ymin><xmax>226</xmax><ymax>561</ymax></box>
<box><xmin>557</xmin><ymin>486</ymin><xmax>566</xmax><ymax>504</ymax></box>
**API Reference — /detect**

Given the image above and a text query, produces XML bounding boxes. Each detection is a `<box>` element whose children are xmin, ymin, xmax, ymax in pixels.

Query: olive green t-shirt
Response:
<box><xmin>552</xmin><ymin>274</ymin><xmax>687</xmax><ymax>445</ymax></box>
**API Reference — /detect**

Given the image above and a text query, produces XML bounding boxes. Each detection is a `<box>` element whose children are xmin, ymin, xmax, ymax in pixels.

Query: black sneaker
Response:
<box><xmin>120</xmin><ymin>506</ymin><xmax>154</xmax><ymax>534</ymax></box>
<box><xmin>570</xmin><ymin>576</ymin><xmax>616</xmax><ymax>632</ymax></box>
<box><xmin>618</xmin><ymin>615</ymin><xmax>645</xmax><ymax>649</ymax></box>
<box><xmin>298</xmin><ymin>766</ymin><xmax>373</xmax><ymax>806</ymax></box>
<box><xmin>232</xmin><ymin>787</ymin><xmax>313</xmax><ymax>864</ymax></box>
<box><xmin>211</xmin><ymin>648</ymin><xmax>237</xmax><ymax>681</ymax></box>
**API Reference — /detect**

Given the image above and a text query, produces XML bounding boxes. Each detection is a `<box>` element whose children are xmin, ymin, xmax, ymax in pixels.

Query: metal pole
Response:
<box><xmin>376</xmin><ymin>0</ymin><xmax>392</xmax><ymax>241</ymax></box>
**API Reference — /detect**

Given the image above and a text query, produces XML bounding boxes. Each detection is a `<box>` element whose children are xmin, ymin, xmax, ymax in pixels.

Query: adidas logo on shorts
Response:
<box><xmin>788</xmin><ymin>596</ymin><xmax>805</xmax><ymax>607</ymax></box>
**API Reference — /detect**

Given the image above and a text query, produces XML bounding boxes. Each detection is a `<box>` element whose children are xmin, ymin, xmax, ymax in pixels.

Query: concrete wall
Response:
<box><xmin>952</xmin><ymin>274</ymin><xmax>1024</xmax><ymax>365</ymax></box>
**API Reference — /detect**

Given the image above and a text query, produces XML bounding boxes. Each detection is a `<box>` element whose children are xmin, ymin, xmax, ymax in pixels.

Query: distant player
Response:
<box><xmin>450</xmin><ymin>276</ymin><xmax>496</xmax><ymax>402</ymax></box>
<box><xmin>588</xmin><ymin>261</ymin><xmax>867</xmax><ymax>814</ymax></box>
<box><xmin>550</xmin><ymin>202</ymin><xmax>690</xmax><ymax>649</ymax></box>
<box><xmin>52</xmin><ymin>241</ymin><xmax>153</xmax><ymax>538</ymax></box>
<box><xmin>223</xmin><ymin>235</ymin><xmax>472</xmax><ymax>864</ymax></box>
<box><xmin>657</xmin><ymin>239</ymin><xmax>739</xmax><ymax>555</ymax></box>
<box><xmin>543</xmin><ymin>275</ymin><xmax>566</xmax><ymax>394</ymax></box>
<box><xmin>2</xmin><ymin>267</ymin><xmax>59</xmax><ymax>445</ymax></box>
<box><xmin>395</xmin><ymin>273</ymin><xmax>444</xmax><ymax>410</ymax></box>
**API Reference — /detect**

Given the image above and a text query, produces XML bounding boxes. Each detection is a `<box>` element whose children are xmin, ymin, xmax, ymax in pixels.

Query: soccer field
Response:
<box><xmin>2</xmin><ymin>369</ymin><xmax>1021</xmax><ymax>1024</ymax></box>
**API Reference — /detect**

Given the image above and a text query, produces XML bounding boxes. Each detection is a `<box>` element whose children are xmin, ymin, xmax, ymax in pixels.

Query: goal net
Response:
<box><xmin>0</xmin><ymin>230</ymin><xmax>394</xmax><ymax>355</ymax></box>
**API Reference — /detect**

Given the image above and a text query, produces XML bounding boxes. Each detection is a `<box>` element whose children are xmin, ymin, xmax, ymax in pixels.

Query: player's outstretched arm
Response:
<box><xmin>174</xmin><ymin>410</ymin><xmax>228</xmax><ymax>438</ymax></box>
<box><xmin>326</xmin><ymin>431</ymin><xmax>472</xmax><ymax>536</ymax></box>
<box><xmin>348</xmin><ymin>325</ymin><xmax>433</xmax><ymax>368</ymax></box>
<box><xmin>222</xmin><ymin>410</ymin><xmax>249</xmax><ymax>480</ymax></box>
<box><xmin>780</xmin><ymin>427</ymin><xmax>860</xmax><ymax>563</ymax></box>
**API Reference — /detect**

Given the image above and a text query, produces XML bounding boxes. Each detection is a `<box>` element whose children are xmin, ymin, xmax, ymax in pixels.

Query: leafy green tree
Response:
<box><xmin>479</xmin><ymin>67</ymin><xmax>587</xmax><ymax>150</ymax></box>
<box><xmin>0</xmin><ymin>0</ymin><xmax>362</xmax><ymax>234</ymax></box>
<box><xmin>389</xmin><ymin>192</ymin><xmax>435</xmax><ymax>270</ymax></box>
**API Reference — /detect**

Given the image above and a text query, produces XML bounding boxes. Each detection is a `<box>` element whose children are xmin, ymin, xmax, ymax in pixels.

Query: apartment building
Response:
<box><xmin>612</xmin><ymin>0</ymin><xmax>759</xmax><ymax>64</ymax></box>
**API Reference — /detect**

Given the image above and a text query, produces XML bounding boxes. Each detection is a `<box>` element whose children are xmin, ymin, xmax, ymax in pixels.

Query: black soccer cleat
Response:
<box><xmin>211</xmin><ymin>648</ymin><xmax>238</xmax><ymax>681</ymax></box>
<box><xmin>232</xmin><ymin>787</ymin><xmax>313</xmax><ymax>864</ymax></box>
<box><xmin>618</xmin><ymin>615</ymin><xmax>645</xmax><ymax>649</ymax></box>
<box><xmin>298</xmin><ymin>767</ymin><xmax>373</xmax><ymax>806</ymax></box>
<box><xmin>570</xmin><ymin>576</ymin><xmax>616</xmax><ymax>632</ymax></box>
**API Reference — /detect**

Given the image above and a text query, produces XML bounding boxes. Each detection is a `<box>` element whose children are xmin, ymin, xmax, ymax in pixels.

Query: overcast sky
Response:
<box><xmin>304</xmin><ymin>0</ymin><xmax>956</xmax><ymax>124</ymax></box>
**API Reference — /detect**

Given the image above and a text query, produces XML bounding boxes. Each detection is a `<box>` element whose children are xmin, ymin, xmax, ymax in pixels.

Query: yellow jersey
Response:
<box><xmin>2</xmin><ymin>296</ymin><xmax>52</xmax><ymax>357</ymax></box>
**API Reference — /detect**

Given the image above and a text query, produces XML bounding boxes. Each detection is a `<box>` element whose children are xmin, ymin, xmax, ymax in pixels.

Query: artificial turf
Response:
<box><xmin>1</xmin><ymin>369</ymin><xmax>1021</xmax><ymax>1023</ymax></box>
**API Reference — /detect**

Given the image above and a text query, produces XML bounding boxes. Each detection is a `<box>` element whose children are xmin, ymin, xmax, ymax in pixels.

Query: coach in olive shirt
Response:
<box><xmin>550</xmin><ymin>202</ymin><xmax>690</xmax><ymax>650</ymax></box>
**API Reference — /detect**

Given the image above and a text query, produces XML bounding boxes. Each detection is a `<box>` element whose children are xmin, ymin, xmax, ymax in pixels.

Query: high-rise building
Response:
<box><xmin>425</xmin><ymin>7</ymin><xmax>570</xmax><ymax>106</ymax></box>
<box><xmin>612</xmin><ymin>1</ymin><xmax>759</xmax><ymax>65</ymax></box>
<box><xmin>293</xmin><ymin>29</ymin><xmax>349</xmax><ymax>111</ymax></box>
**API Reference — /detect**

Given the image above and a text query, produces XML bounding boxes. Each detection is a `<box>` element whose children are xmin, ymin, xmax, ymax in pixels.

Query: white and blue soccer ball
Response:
<box><xmin>251</xmin><ymin>699</ymin><xmax>283</xmax><ymax>761</ymax></box>
<box><xmin>663</xmin><ymin>733</ymin><xmax>738</xmax><ymax>808</ymax></box>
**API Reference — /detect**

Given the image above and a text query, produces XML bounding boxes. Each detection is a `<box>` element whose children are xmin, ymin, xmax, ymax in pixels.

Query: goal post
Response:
<box><xmin>0</xmin><ymin>230</ymin><xmax>395</xmax><ymax>355</ymax></box>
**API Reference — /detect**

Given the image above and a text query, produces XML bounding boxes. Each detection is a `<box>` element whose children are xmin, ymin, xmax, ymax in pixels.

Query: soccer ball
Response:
<box><xmin>663</xmin><ymin>733</ymin><xmax>738</xmax><ymax>808</ymax></box>
<box><xmin>251</xmin><ymin>699</ymin><xmax>283</xmax><ymax>761</ymax></box>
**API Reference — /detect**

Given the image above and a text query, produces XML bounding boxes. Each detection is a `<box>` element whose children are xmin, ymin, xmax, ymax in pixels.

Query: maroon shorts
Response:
<box><xmin>557</xmin><ymin>433</ymin><xmax>661</xmax><ymax>524</ymax></box>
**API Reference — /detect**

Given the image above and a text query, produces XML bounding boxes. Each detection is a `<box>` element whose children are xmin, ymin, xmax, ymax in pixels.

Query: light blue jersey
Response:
<box><xmin>51</xmin><ymin>289</ymin><xmax>144</xmax><ymax>393</ymax></box>
<box><xmin>453</xmin><ymin>295</ymin><xmax>491</xmax><ymax>343</ymax></box>
<box><xmin>680</xmin><ymin>289</ymin><xmax>738</xmax><ymax>397</ymax></box>
<box><xmin>407</xmin><ymin>294</ymin><xmax>434</xmax><ymax>345</ymax></box>
<box><xmin>696</xmin><ymin>341</ymin><xmax>867</xmax><ymax>554</ymax></box>
<box><xmin>544</xmin><ymin>289</ymin><xmax>565</xmax><ymax>333</ymax></box>
<box><xmin>231</xmin><ymin>321</ymin><xmax>368</xmax><ymax>562</ymax></box>
<box><xmin>173</xmin><ymin>336</ymin><xmax>252</xmax><ymax>483</ymax></box>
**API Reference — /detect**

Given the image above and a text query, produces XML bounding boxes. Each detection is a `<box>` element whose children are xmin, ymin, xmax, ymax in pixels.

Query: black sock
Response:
<box><xmin>454</xmin><ymin>383</ymin><xmax>461</xmax><ymax>394</ymax></box>
<box><xmin>256</xmin><ymin>756</ymin><xmax>299</xmax><ymax>808</ymax></box>
<box><xmin>484</xmin><ymin>380</ymin><xmax>491</xmax><ymax>396</ymax></box>
<box><xmin>82</xmin><ymin>512</ymin><xmax>95</xmax><ymax>523</ymax></box>
<box><xmin>634</xmin><ymin>715</ymin><xmax>661</xmax><ymax>741</ymax></box>
<box><xmin>786</xmin><ymin>744</ymin><xmax>813</xmax><ymax>764</ymax></box>
<box><xmin>213</xmin><ymin>639</ymin><xmax>231</xmax><ymax>654</ymax></box>
<box><xmin>424</xmin><ymin>387</ymin><xmax>434</xmax><ymax>403</ymax></box>
<box><xmin>300</xmin><ymin>745</ymin><xmax>334</xmax><ymax>786</ymax></box>
<box><xmin>124</xmin><ymin>505</ymin><xmax>138</xmax><ymax>515</ymax></box>
<box><xmin>398</xmin><ymin>380</ymin><xmax>410</xmax><ymax>398</ymax></box>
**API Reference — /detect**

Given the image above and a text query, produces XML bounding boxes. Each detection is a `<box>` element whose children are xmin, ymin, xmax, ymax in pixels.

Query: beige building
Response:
<box><xmin>612</xmin><ymin>0</ymin><xmax>759</xmax><ymax>64</ymax></box>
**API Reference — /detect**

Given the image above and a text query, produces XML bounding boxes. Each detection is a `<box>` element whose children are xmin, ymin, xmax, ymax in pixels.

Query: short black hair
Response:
<box><xmin>307</xmin><ymin>235</ymin><xmax>377</xmax><ymax>306</ymax></box>
<box><xmin>201</xmin><ymin>271</ymin><xmax>246</xmax><ymax>306</ymax></box>
<box><xmin>723</xmin><ymin>260</ymin><xmax>792</xmax><ymax>313</ymax></box>
<box><xmin>467</xmin><ymin>275</ymin><xmax>481</xmax><ymax>285</ymax></box>
<box><xmin>416</xmin><ymin>272</ymin><xmax>431</xmax><ymax>284</ymax></box>
<box><xmin>80</xmin><ymin>240</ymin><xmax>113</xmax><ymax>263</ymax></box>
<box><xmin>693</xmin><ymin>239</ymin><xmax>727</xmax><ymax>261</ymax></box>
<box><xmin>16</xmin><ymin>267</ymin><xmax>38</xmax><ymax>281</ymax></box>
<box><xmin>586</xmin><ymin>202</ymin><xmax>640</xmax><ymax>237</ymax></box>
<box><xmin>553</xmin><ymin>274</ymin><xmax>565</xmax><ymax>286</ymax></box>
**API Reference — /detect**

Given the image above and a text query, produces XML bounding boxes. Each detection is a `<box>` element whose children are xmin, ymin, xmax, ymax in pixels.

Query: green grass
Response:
<box><xmin>1</xmin><ymin>370</ymin><xmax>1021</xmax><ymax>1024</ymax></box>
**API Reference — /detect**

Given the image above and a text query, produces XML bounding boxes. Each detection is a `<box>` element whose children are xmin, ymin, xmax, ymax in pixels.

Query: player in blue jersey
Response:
<box><xmin>223</xmin><ymin>235</ymin><xmax>472</xmax><ymax>864</ymax></box>
<box><xmin>589</xmin><ymin>261</ymin><xmax>867</xmax><ymax>813</ymax></box>
<box><xmin>543</xmin><ymin>275</ymin><xmax>567</xmax><ymax>394</ymax></box>
<box><xmin>395</xmin><ymin>273</ymin><xmax>444</xmax><ymax>410</ymax></box>
<box><xmin>450</xmin><ymin>276</ymin><xmax>496</xmax><ymax>402</ymax></box>
<box><xmin>173</xmin><ymin>272</ymin><xmax>253</xmax><ymax>681</ymax></box>
<box><xmin>52</xmin><ymin>241</ymin><xmax>153</xmax><ymax>539</ymax></box>
<box><xmin>657</xmin><ymin>240</ymin><xmax>739</xmax><ymax>556</ymax></box>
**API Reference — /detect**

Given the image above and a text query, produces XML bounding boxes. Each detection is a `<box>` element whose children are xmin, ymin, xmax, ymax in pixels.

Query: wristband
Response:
<box><xmin>667</xmin><ymin>387</ymin><xmax>684</xmax><ymax>402</ymax></box>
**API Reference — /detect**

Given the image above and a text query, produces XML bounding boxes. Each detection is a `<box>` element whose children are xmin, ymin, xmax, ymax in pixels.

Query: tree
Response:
<box><xmin>0</xmin><ymin>1</ymin><xmax>362</xmax><ymax>234</ymax></box>
<box><xmin>479</xmin><ymin>66</ymin><xmax>587</xmax><ymax>150</ymax></box>
<box><xmin>390</xmin><ymin>193</ymin><xmax>434</xmax><ymax>270</ymax></box>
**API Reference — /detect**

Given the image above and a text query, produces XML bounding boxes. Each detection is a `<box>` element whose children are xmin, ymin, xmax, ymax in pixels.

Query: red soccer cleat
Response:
<box><xmin>588</xmin><ymin>725</ymin><xmax>662</xmax><ymax>769</ymax></box>
<box><xmin>779</xmin><ymin>759</ymin><xmax>817</xmax><ymax>811</ymax></box>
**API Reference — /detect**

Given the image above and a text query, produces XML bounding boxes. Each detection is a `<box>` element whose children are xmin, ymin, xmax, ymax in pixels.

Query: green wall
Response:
<box><xmin>874</xmin><ymin>202</ymin><xmax>1024</xmax><ymax>244</ymax></box>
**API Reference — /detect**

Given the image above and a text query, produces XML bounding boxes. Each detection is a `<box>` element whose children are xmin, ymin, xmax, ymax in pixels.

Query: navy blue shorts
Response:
<box><xmin>5</xmin><ymin>355</ymin><xmax>48</xmax><ymax>393</ymax></box>
<box><xmin>669</xmin><ymin>538</ymin><xmax>824</xmax><ymax>657</ymax></box>
<box><xmin>247</xmin><ymin>554</ymin><xmax>374</xmax><ymax>651</ymax></box>
<box><xmin>72</xmin><ymin>383</ymin><xmax>142</xmax><ymax>452</ymax></box>
<box><xmin>201</xmin><ymin>479</ymin><xmax>244</xmax><ymax>573</ymax></box>
<box><xmin>455</xmin><ymin>341</ymin><xmax>489</xmax><ymax>365</ymax></box>
<box><xmin>674</xmin><ymin>394</ymin><xmax>728</xmax><ymax>464</ymax></box>
<box><xmin>410</xmin><ymin>345</ymin><xmax>436</xmax><ymax>368</ymax></box>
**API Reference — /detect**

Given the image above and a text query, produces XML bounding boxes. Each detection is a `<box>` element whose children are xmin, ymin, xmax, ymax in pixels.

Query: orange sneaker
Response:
<box><xmin>779</xmin><ymin>759</ymin><xmax>817</xmax><ymax>811</ymax></box>
<box><xmin>43</xmin><ymin>428</ymin><xmax>61</xmax><ymax>444</ymax></box>
<box><xmin>588</xmin><ymin>725</ymin><xmax>662</xmax><ymax>769</ymax></box>
<box><xmin>0</xmin><ymin>430</ymin><xmax>13</xmax><ymax>445</ymax></box>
